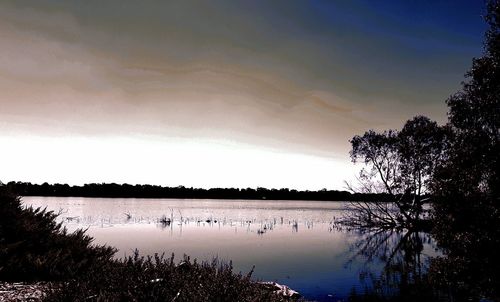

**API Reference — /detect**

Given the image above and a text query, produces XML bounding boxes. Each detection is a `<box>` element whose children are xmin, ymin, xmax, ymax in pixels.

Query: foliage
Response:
<box><xmin>6</xmin><ymin>181</ymin><xmax>379</xmax><ymax>201</ymax></box>
<box><xmin>346</xmin><ymin>116</ymin><xmax>448</xmax><ymax>230</ymax></box>
<box><xmin>0</xmin><ymin>184</ymin><xmax>116</xmax><ymax>281</ymax></box>
<box><xmin>45</xmin><ymin>252</ymin><xmax>294</xmax><ymax>302</ymax></box>
<box><xmin>431</xmin><ymin>1</ymin><xmax>499</xmax><ymax>204</ymax></box>
<box><xmin>427</xmin><ymin>1</ymin><xmax>500</xmax><ymax>300</ymax></box>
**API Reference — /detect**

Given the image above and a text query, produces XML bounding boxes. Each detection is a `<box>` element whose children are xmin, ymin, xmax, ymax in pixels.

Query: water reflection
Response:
<box><xmin>22</xmin><ymin>197</ymin><xmax>360</xmax><ymax>301</ymax></box>
<box><xmin>22</xmin><ymin>196</ymin><xmax>497</xmax><ymax>301</ymax></box>
<box><xmin>343</xmin><ymin>210</ymin><xmax>500</xmax><ymax>302</ymax></box>
<box><xmin>345</xmin><ymin>229</ymin><xmax>438</xmax><ymax>301</ymax></box>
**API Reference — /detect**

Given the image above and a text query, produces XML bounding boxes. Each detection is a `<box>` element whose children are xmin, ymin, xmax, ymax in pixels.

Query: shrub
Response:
<box><xmin>0</xmin><ymin>185</ymin><xmax>116</xmax><ymax>281</ymax></box>
<box><xmin>46</xmin><ymin>252</ymin><xmax>294</xmax><ymax>302</ymax></box>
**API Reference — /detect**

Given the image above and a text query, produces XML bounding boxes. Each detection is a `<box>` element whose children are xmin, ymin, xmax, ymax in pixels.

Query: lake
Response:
<box><xmin>22</xmin><ymin>196</ymin><xmax>433</xmax><ymax>301</ymax></box>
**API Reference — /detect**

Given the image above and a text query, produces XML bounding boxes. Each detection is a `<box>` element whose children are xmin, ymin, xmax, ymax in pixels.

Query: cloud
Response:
<box><xmin>0</xmin><ymin>0</ymin><xmax>485</xmax><ymax>159</ymax></box>
<box><xmin>0</xmin><ymin>1</ymin><xmax>380</xmax><ymax>159</ymax></box>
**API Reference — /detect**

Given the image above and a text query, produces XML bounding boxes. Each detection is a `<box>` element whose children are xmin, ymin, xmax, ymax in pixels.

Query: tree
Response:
<box><xmin>430</xmin><ymin>0</ymin><xmax>499</xmax><ymax>237</ymax></box>
<box><xmin>427</xmin><ymin>1</ymin><xmax>500</xmax><ymax>300</ymax></box>
<box><xmin>432</xmin><ymin>1</ymin><xmax>499</xmax><ymax>203</ymax></box>
<box><xmin>344</xmin><ymin>116</ymin><xmax>449</xmax><ymax>231</ymax></box>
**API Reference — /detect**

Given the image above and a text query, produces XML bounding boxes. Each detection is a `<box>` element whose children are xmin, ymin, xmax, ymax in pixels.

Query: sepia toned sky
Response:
<box><xmin>0</xmin><ymin>0</ymin><xmax>487</xmax><ymax>189</ymax></box>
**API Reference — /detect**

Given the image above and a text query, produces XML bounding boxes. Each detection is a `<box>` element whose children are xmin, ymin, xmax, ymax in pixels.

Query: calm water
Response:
<box><xmin>22</xmin><ymin>197</ymin><xmax>429</xmax><ymax>301</ymax></box>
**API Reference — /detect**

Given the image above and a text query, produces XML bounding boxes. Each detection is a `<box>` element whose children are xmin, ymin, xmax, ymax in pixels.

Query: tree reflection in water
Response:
<box><xmin>343</xmin><ymin>211</ymin><xmax>499</xmax><ymax>302</ymax></box>
<box><xmin>345</xmin><ymin>228</ymin><xmax>437</xmax><ymax>301</ymax></box>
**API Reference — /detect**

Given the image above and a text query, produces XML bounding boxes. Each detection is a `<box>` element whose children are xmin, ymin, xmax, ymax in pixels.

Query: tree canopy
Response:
<box><xmin>433</xmin><ymin>0</ymin><xmax>500</xmax><ymax>202</ymax></box>
<box><xmin>347</xmin><ymin>116</ymin><xmax>448</xmax><ymax>230</ymax></box>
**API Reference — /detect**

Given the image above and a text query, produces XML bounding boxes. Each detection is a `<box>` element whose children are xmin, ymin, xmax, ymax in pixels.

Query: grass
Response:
<box><xmin>46</xmin><ymin>252</ymin><xmax>297</xmax><ymax>302</ymax></box>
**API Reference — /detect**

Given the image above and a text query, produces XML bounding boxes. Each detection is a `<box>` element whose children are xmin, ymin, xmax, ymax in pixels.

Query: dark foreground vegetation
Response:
<box><xmin>5</xmin><ymin>181</ymin><xmax>390</xmax><ymax>202</ymax></box>
<box><xmin>0</xmin><ymin>186</ymin><xmax>299</xmax><ymax>301</ymax></box>
<box><xmin>47</xmin><ymin>252</ymin><xmax>291</xmax><ymax>302</ymax></box>
<box><xmin>0</xmin><ymin>186</ymin><xmax>115</xmax><ymax>282</ymax></box>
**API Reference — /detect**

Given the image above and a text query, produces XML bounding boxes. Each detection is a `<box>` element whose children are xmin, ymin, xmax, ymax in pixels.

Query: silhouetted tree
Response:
<box><xmin>428</xmin><ymin>1</ymin><xmax>500</xmax><ymax>300</ymax></box>
<box><xmin>345</xmin><ymin>116</ymin><xmax>448</xmax><ymax>230</ymax></box>
<box><xmin>431</xmin><ymin>0</ymin><xmax>499</xmax><ymax>208</ymax></box>
<box><xmin>6</xmin><ymin>181</ymin><xmax>373</xmax><ymax>202</ymax></box>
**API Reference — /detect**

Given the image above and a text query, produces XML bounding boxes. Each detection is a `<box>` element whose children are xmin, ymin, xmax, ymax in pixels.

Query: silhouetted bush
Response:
<box><xmin>0</xmin><ymin>184</ymin><xmax>116</xmax><ymax>281</ymax></box>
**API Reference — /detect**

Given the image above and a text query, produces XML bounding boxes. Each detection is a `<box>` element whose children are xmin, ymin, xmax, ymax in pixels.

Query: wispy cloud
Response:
<box><xmin>0</xmin><ymin>0</ymin><xmax>486</xmax><ymax>188</ymax></box>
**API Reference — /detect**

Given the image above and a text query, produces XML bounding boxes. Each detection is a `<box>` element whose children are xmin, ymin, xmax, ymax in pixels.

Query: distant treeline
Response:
<box><xmin>5</xmin><ymin>181</ymin><xmax>390</xmax><ymax>201</ymax></box>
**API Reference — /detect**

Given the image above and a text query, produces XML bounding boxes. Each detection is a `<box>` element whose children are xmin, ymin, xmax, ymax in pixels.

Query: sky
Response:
<box><xmin>0</xmin><ymin>0</ymin><xmax>488</xmax><ymax>190</ymax></box>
